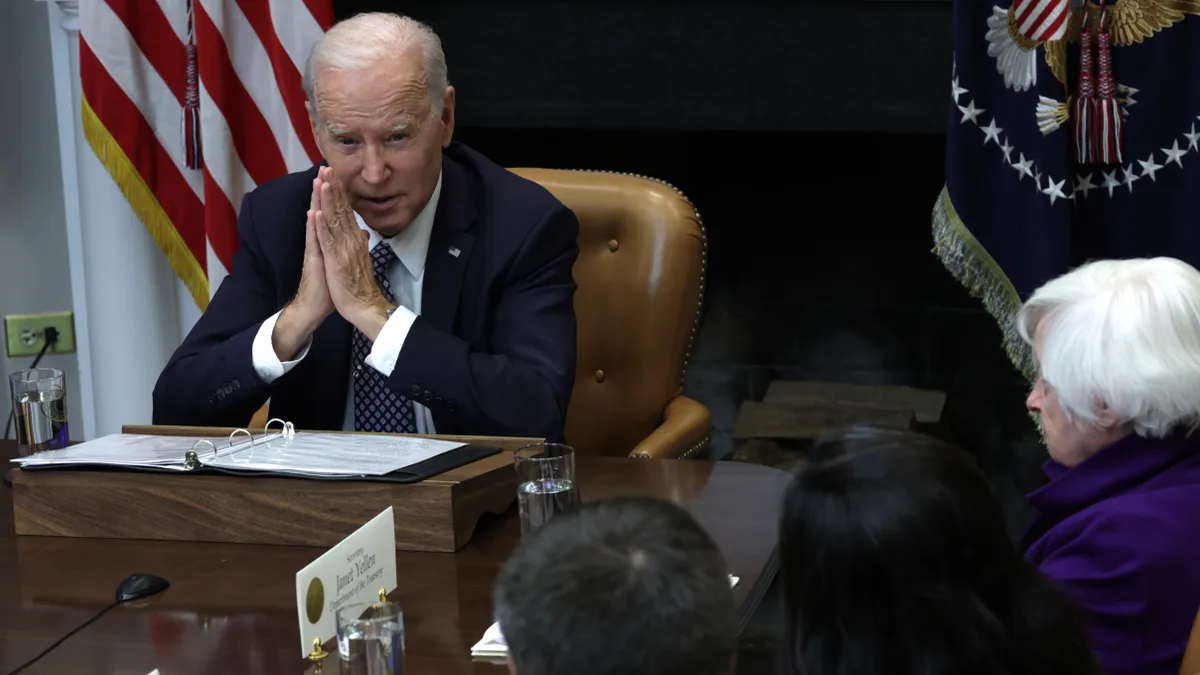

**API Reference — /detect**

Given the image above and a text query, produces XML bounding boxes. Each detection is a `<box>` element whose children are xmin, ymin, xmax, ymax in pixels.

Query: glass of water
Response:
<box><xmin>514</xmin><ymin>443</ymin><xmax>579</xmax><ymax>535</ymax></box>
<box><xmin>336</xmin><ymin>600</ymin><xmax>404</xmax><ymax>674</ymax></box>
<box><xmin>9</xmin><ymin>368</ymin><xmax>68</xmax><ymax>457</ymax></box>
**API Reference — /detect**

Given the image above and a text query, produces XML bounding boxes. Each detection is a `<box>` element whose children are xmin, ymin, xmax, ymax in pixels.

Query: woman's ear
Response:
<box><xmin>1094</xmin><ymin>399</ymin><xmax>1121</xmax><ymax>428</ymax></box>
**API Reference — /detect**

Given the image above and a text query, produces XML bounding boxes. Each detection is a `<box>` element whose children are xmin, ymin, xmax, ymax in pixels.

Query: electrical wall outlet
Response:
<box><xmin>4</xmin><ymin>311</ymin><xmax>76</xmax><ymax>358</ymax></box>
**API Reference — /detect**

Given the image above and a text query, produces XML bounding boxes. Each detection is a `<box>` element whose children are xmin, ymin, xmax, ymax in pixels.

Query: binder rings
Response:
<box><xmin>11</xmin><ymin>418</ymin><xmax>503</xmax><ymax>484</ymax></box>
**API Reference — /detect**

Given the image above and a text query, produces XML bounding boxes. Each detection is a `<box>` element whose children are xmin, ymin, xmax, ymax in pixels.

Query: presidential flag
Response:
<box><xmin>935</xmin><ymin>0</ymin><xmax>1200</xmax><ymax>379</ymax></box>
<box><xmin>79</xmin><ymin>0</ymin><xmax>335</xmax><ymax>311</ymax></box>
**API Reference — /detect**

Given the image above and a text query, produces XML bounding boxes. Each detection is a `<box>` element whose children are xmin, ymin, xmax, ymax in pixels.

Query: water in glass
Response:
<box><xmin>518</xmin><ymin>477</ymin><xmax>581</xmax><ymax>535</ymax></box>
<box><xmin>338</xmin><ymin>603</ymin><xmax>404</xmax><ymax>675</ymax></box>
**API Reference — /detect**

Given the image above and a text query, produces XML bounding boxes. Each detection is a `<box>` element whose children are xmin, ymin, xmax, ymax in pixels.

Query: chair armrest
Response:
<box><xmin>629</xmin><ymin>395</ymin><xmax>711</xmax><ymax>460</ymax></box>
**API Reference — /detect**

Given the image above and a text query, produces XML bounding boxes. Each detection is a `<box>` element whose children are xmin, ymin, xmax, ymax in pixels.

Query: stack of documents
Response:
<box><xmin>470</xmin><ymin>576</ymin><xmax>739</xmax><ymax>658</ymax></box>
<box><xmin>471</xmin><ymin>621</ymin><xmax>508</xmax><ymax>659</ymax></box>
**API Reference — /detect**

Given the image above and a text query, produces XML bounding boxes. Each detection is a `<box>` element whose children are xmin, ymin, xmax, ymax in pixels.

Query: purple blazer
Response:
<box><xmin>1023</xmin><ymin>433</ymin><xmax>1200</xmax><ymax>675</ymax></box>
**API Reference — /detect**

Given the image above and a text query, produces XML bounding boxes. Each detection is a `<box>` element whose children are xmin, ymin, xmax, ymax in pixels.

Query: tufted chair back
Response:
<box><xmin>509</xmin><ymin>168</ymin><xmax>710</xmax><ymax>458</ymax></box>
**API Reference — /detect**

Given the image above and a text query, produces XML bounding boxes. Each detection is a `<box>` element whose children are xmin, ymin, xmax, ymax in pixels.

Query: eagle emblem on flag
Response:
<box><xmin>986</xmin><ymin>0</ymin><xmax>1200</xmax><ymax>165</ymax></box>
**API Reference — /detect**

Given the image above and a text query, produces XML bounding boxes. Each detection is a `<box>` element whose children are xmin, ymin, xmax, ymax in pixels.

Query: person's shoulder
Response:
<box><xmin>447</xmin><ymin>143</ymin><xmax>571</xmax><ymax>221</ymax></box>
<box><xmin>1049</xmin><ymin>494</ymin><xmax>1199</xmax><ymax>570</ymax></box>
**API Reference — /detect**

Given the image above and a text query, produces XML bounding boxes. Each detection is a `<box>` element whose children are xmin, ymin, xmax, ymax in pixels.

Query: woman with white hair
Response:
<box><xmin>1017</xmin><ymin>256</ymin><xmax>1200</xmax><ymax>675</ymax></box>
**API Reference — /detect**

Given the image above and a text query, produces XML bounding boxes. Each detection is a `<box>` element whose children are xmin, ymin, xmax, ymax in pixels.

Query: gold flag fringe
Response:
<box><xmin>931</xmin><ymin>185</ymin><xmax>1036</xmax><ymax>382</ymax></box>
<box><xmin>81</xmin><ymin>93</ymin><xmax>210</xmax><ymax>311</ymax></box>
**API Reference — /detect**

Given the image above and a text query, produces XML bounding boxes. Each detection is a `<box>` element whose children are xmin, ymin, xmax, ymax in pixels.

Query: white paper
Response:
<box><xmin>10</xmin><ymin>430</ymin><xmax>467</xmax><ymax>479</ymax></box>
<box><xmin>10</xmin><ymin>433</ymin><xmax>222</xmax><ymax>470</ymax></box>
<box><xmin>470</xmin><ymin>621</ymin><xmax>508</xmax><ymax>658</ymax></box>
<box><xmin>295</xmin><ymin>507</ymin><xmax>398</xmax><ymax>658</ymax></box>
<box><xmin>471</xmin><ymin>575</ymin><xmax>740</xmax><ymax>657</ymax></box>
<box><xmin>206</xmin><ymin>432</ymin><xmax>466</xmax><ymax>477</ymax></box>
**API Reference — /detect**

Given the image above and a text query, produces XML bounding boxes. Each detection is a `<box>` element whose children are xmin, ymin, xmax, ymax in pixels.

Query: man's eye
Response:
<box><xmin>389</xmin><ymin>134</ymin><xmax>408</xmax><ymax>143</ymax></box>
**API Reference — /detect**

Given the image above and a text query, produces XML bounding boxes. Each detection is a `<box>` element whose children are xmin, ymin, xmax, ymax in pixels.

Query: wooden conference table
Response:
<box><xmin>0</xmin><ymin>438</ymin><xmax>790</xmax><ymax>674</ymax></box>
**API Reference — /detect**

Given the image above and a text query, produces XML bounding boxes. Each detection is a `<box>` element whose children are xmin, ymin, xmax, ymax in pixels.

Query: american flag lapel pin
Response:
<box><xmin>448</xmin><ymin>247</ymin><xmax>461</xmax><ymax>258</ymax></box>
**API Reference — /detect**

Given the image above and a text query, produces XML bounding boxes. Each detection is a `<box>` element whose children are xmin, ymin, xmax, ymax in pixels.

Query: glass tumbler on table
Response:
<box><xmin>336</xmin><ymin>600</ymin><xmax>404</xmax><ymax>675</ymax></box>
<box><xmin>6</xmin><ymin>368</ymin><xmax>69</xmax><ymax>485</ymax></box>
<box><xmin>514</xmin><ymin>443</ymin><xmax>579</xmax><ymax>535</ymax></box>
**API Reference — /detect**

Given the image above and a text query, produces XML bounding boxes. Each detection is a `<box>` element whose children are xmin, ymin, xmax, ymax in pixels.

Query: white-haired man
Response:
<box><xmin>1017</xmin><ymin>256</ymin><xmax>1200</xmax><ymax>675</ymax></box>
<box><xmin>153</xmin><ymin>13</ymin><xmax>579</xmax><ymax>441</ymax></box>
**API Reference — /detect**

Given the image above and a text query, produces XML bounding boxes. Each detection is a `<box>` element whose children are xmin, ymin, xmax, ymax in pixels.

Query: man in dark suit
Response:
<box><xmin>152</xmin><ymin>12</ymin><xmax>579</xmax><ymax>441</ymax></box>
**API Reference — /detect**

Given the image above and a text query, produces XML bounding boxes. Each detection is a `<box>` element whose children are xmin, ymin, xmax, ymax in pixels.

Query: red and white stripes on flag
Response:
<box><xmin>79</xmin><ymin>0</ymin><xmax>334</xmax><ymax>310</ymax></box>
<box><xmin>1010</xmin><ymin>0</ymin><xmax>1070</xmax><ymax>42</ymax></box>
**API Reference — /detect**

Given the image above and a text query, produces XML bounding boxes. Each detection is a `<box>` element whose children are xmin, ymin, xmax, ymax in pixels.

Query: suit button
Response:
<box><xmin>216</xmin><ymin>389</ymin><xmax>226</xmax><ymax>401</ymax></box>
<box><xmin>223</xmin><ymin>384</ymin><xmax>233</xmax><ymax>395</ymax></box>
<box><xmin>209</xmin><ymin>394</ymin><xmax>216</xmax><ymax>404</ymax></box>
<box><xmin>448</xmin><ymin>403</ymin><xmax>457</xmax><ymax>413</ymax></box>
<box><xmin>410</xmin><ymin>384</ymin><xmax>421</xmax><ymax>395</ymax></box>
<box><xmin>231</xmin><ymin>379</ymin><xmax>241</xmax><ymax>390</ymax></box>
<box><xmin>424</xmin><ymin>389</ymin><xmax>433</xmax><ymax>400</ymax></box>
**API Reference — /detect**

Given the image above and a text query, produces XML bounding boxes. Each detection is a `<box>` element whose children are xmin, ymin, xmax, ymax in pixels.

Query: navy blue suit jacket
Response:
<box><xmin>152</xmin><ymin>142</ymin><xmax>579</xmax><ymax>441</ymax></box>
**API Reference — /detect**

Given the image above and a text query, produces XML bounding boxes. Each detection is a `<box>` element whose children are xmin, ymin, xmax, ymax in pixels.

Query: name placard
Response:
<box><xmin>294</xmin><ymin>507</ymin><xmax>398</xmax><ymax>656</ymax></box>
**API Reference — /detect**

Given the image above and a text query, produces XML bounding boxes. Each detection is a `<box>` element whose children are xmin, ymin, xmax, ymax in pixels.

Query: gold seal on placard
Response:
<box><xmin>306</xmin><ymin>577</ymin><xmax>325</xmax><ymax>624</ymax></box>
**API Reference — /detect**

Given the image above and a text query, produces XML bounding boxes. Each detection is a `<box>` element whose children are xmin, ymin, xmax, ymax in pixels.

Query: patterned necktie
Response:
<box><xmin>351</xmin><ymin>242</ymin><xmax>417</xmax><ymax>433</ymax></box>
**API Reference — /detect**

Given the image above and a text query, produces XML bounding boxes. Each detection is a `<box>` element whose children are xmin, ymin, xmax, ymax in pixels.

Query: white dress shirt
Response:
<box><xmin>249</xmin><ymin>171</ymin><xmax>443</xmax><ymax>433</ymax></box>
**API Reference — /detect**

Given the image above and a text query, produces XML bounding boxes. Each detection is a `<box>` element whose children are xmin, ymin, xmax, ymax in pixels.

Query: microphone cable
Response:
<box><xmin>5</xmin><ymin>599</ymin><xmax>119</xmax><ymax>674</ymax></box>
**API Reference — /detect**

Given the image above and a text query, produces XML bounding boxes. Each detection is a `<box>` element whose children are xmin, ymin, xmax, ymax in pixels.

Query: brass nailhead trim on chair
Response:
<box><xmin>594</xmin><ymin>369</ymin><xmax>605</xmax><ymax>383</ymax></box>
<box><xmin>681</xmin><ymin>436</ymin><xmax>710</xmax><ymax>459</ymax></box>
<box><xmin>631</xmin><ymin>437</ymin><xmax>708</xmax><ymax>460</ymax></box>
<box><xmin>608</xmin><ymin>239</ymin><xmax>619</xmax><ymax>252</ymax></box>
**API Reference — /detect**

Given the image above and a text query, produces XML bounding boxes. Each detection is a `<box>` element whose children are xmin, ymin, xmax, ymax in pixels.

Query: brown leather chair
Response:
<box><xmin>509</xmin><ymin>168</ymin><xmax>710</xmax><ymax>459</ymax></box>
<box><xmin>250</xmin><ymin>169</ymin><xmax>711</xmax><ymax>459</ymax></box>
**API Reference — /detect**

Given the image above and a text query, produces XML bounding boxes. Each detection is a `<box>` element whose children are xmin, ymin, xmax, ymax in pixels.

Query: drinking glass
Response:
<box><xmin>514</xmin><ymin>443</ymin><xmax>578</xmax><ymax>535</ymax></box>
<box><xmin>336</xmin><ymin>600</ymin><xmax>404</xmax><ymax>674</ymax></box>
<box><xmin>9</xmin><ymin>368</ymin><xmax>68</xmax><ymax>455</ymax></box>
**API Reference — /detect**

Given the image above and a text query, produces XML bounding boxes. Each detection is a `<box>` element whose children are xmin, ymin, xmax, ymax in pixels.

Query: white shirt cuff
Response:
<box><xmin>366</xmin><ymin>305</ymin><xmax>417</xmax><ymax>377</ymax></box>
<box><xmin>252</xmin><ymin>310</ymin><xmax>311</xmax><ymax>383</ymax></box>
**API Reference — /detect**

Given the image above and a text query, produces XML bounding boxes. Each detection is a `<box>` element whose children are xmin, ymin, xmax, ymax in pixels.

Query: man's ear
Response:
<box><xmin>305</xmin><ymin>101</ymin><xmax>323</xmax><ymax>152</ymax></box>
<box><xmin>440</xmin><ymin>86</ymin><xmax>456</xmax><ymax>147</ymax></box>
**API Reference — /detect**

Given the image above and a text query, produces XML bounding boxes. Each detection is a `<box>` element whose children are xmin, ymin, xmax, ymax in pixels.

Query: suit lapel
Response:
<box><xmin>422</xmin><ymin>155</ymin><xmax>478</xmax><ymax>334</ymax></box>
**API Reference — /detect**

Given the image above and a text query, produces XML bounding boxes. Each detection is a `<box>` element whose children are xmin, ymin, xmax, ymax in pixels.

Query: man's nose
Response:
<box><xmin>361</xmin><ymin>146</ymin><xmax>387</xmax><ymax>184</ymax></box>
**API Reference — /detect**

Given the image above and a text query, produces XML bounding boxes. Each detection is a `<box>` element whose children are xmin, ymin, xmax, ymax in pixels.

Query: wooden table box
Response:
<box><xmin>10</xmin><ymin>425</ymin><xmax>535</xmax><ymax>552</ymax></box>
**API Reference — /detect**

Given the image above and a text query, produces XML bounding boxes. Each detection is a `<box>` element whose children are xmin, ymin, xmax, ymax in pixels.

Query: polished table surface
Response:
<box><xmin>0</xmin><ymin>439</ymin><xmax>790</xmax><ymax>674</ymax></box>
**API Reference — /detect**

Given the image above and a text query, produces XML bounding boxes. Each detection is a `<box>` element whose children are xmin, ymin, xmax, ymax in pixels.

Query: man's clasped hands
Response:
<box><xmin>272</xmin><ymin>167</ymin><xmax>396</xmax><ymax>360</ymax></box>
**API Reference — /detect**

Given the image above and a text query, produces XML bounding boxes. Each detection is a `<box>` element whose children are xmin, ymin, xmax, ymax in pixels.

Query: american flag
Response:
<box><xmin>79</xmin><ymin>0</ymin><xmax>335</xmax><ymax>311</ymax></box>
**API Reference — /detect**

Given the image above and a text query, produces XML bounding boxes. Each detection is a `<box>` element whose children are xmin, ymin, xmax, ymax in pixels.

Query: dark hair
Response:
<box><xmin>780</xmin><ymin>425</ymin><xmax>1101</xmax><ymax>675</ymax></box>
<box><xmin>493</xmin><ymin>496</ymin><xmax>738</xmax><ymax>675</ymax></box>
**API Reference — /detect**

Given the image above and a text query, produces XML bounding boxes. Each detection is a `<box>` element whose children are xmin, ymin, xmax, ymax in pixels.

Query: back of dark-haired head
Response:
<box><xmin>779</xmin><ymin>425</ymin><xmax>1101</xmax><ymax>675</ymax></box>
<box><xmin>493</xmin><ymin>496</ymin><xmax>738</xmax><ymax>675</ymax></box>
